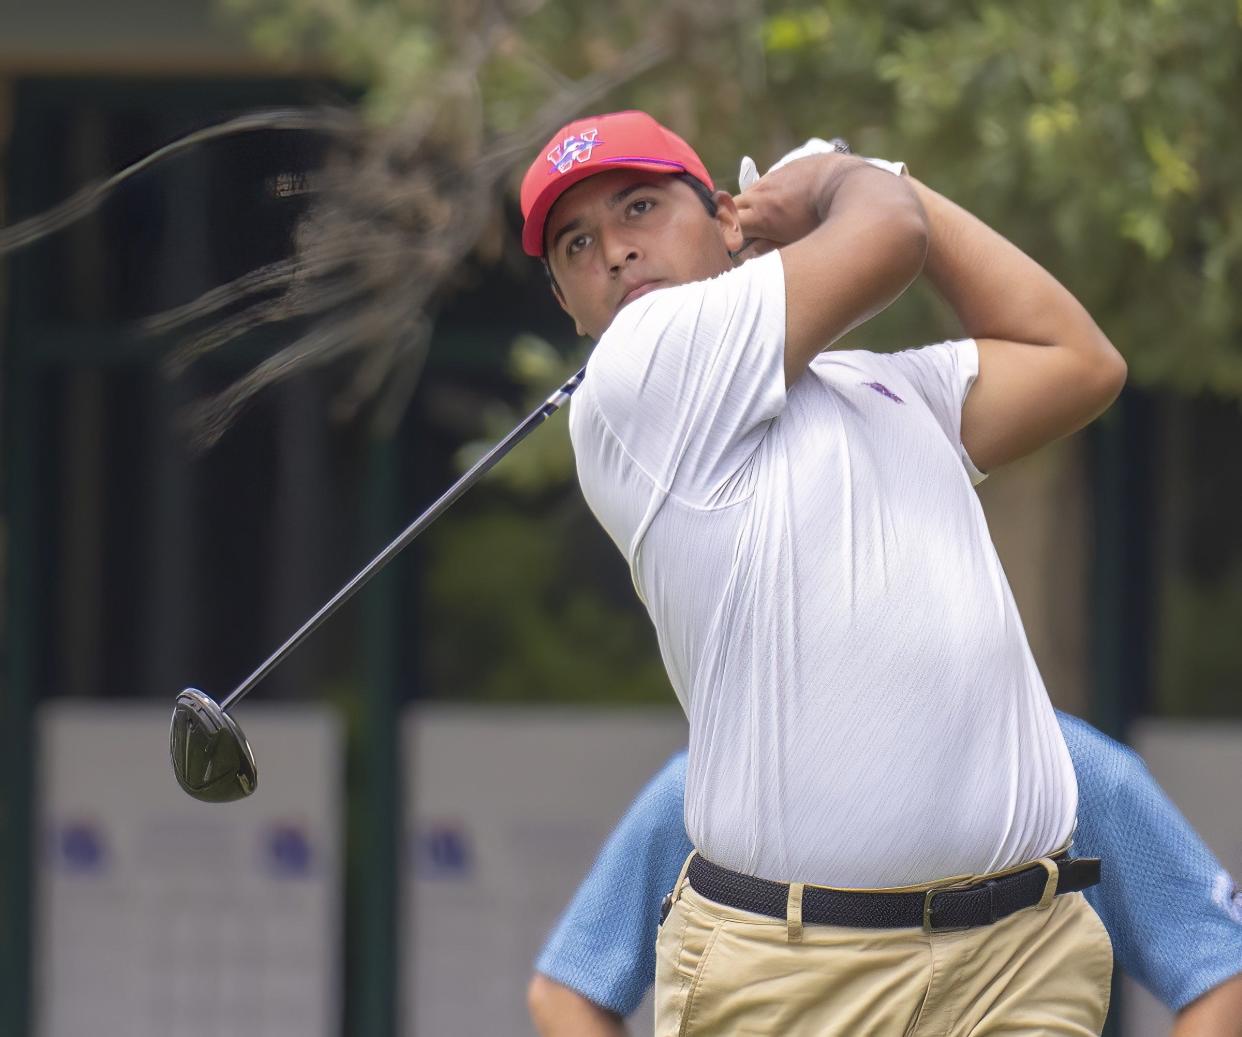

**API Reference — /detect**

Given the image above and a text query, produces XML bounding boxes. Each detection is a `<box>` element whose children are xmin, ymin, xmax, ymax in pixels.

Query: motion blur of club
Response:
<box><xmin>2</xmin><ymin>1</ymin><xmax>1241</xmax><ymax>1035</ymax></box>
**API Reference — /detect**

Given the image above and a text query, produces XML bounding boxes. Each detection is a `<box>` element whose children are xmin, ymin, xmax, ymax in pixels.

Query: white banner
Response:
<box><xmin>402</xmin><ymin>706</ymin><xmax>688</xmax><ymax>1037</ymax></box>
<box><xmin>34</xmin><ymin>701</ymin><xmax>343</xmax><ymax>1037</ymax></box>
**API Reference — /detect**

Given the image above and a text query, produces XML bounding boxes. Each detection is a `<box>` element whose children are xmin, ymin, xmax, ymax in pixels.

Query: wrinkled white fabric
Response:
<box><xmin>568</xmin><ymin>250</ymin><xmax>1076</xmax><ymax>887</ymax></box>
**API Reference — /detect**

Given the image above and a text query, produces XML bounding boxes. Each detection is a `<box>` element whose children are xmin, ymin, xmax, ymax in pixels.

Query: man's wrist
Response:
<box><xmin>863</xmin><ymin>157</ymin><xmax>908</xmax><ymax>177</ymax></box>
<box><xmin>812</xmin><ymin>157</ymin><xmax>905</xmax><ymax>224</ymax></box>
<box><xmin>738</xmin><ymin>137</ymin><xmax>909</xmax><ymax>228</ymax></box>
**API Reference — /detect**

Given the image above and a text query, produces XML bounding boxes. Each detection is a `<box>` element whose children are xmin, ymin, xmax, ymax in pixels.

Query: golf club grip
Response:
<box><xmin>220</xmin><ymin>365</ymin><xmax>587</xmax><ymax>710</ymax></box>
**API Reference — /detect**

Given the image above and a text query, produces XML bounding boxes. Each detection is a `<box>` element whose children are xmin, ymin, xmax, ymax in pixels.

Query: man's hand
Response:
<box><xmin>528</xmin><ymin>974</ymin><xmax>628</xmax><ymax>1037</ymax></box>
<box><xmin>734</xmin><ymin>152</ymin><xmax>861</xmax><ymax>251</ymax></box>
<box><xmin>732</xmin><ymin>141</ymin><xmax>907</xmax><ymax>265</ymax></box>
<box><xmin>1174</xmin><ymin>972</ymin><xmax>1242</xmax><ymax>1037</ymax></box>
<box><xmin>734</xmin><ymin>154</ymin><xmax>928</xmax><ymax>387</ymax></box>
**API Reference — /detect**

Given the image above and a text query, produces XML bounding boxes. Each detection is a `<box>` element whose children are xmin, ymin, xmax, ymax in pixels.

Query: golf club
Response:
<box><xmin>170</xmin><ymin>365</ymin><xmax>585</xmax><ymax>802</ymax></box>
<box><xmin>169</xmin><ymin>135</ymin><xmax>857</xmax><ymax>803</ymax></box>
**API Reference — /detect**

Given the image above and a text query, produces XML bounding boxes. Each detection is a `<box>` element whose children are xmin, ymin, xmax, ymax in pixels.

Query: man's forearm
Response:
<box><xmin>907</xmin><ymin>179</ymin><xmax>1108</xmax><ymax>354</ymax></box>
<box><xmin>1174</xmin><ymin>973</ymin><xmax>1242</xmax><ymax>1037</ymax></box>
<box><xmin>528</xmin><ymin>975</ymin><xmax>628</xmax><ymax>1037</ymax></box>
<box><xmin>903</xmin><ymin>177</ymin><xmax>1124</xmax><ymax>470</ymax></box>
<box><xmin>739</xmin><ymin>154</ymin><xmax>926</xmax><ymax>384</ymax></box>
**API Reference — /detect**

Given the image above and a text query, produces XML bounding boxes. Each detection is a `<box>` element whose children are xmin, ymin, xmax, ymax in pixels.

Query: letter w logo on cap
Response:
<box><xmin>547</xmin><ymin>129</ymin><xmax>603</xmax><ymax>174</ymax></box>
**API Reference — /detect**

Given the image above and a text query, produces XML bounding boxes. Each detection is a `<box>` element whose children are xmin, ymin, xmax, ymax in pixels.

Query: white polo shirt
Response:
<box><xmin>568</xmin><ymin>250</ymin><xmax>1077</xmax><ymax>888</ymax></box>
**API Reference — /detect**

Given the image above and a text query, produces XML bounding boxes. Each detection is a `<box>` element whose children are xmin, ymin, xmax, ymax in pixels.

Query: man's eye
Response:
<box><xmin>629</xmin><ymin>199</ymin><xmax>655</xmax><ymax>216</ymax></box>
<box><xmin>566</xmin><ymin>234</ymin><xmax>591</xmax><ymax>257</ymax></box>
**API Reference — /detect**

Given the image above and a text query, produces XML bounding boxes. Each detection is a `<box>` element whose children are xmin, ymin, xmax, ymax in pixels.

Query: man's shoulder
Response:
<box><xmin>1054</xmin><ymin>712</ymin><xmax>1134</xmax><ymax>782</ymax></box>
<box><xmin>622</xmin><ymin>750</ymin><xmax>688</xmax><ymax>829</ymax></box>
<box><xmin>648</xmin><ymin>749</ymin><xmax>688</xmax><ymax>799</ymax></box>
<box><xmin>805</xmin><ymin>341</ymin><xmax>961</xmax><ymax>374</ymax></box>
<box><xmin>808</xmin><ymin>347</ymin><xmax>893</xmax><ymax>376</ymax></box>
<box><xmin>803</xmin><ymin>347</ymin><xmax>939</xmax><ymax>403</ymax></box>
<box><xmin>1054</xmin><ymin>710</ymin><xmax>1103</xmax><ymax>751</ymax></box>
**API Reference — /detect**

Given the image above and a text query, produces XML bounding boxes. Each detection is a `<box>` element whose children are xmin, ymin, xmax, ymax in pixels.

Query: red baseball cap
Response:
<box><xmin>520</xmin><ymin>110</ymin><xmax>714</xmax><ymax>257</ymax></box>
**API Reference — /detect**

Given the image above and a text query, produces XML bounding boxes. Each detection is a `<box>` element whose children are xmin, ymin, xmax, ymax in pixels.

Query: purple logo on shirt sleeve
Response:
<box><xmin>863</xmin><ymin>381</ymin><xmax>905</xmax><ymax>404</ymax></box>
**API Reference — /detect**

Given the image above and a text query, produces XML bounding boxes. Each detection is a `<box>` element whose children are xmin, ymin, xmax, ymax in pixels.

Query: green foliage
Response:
<box><xmin>421</xmin><ymin>495</ymin><xmax>671</xmax><ymax>703</ymax></box>
<box><xmin>221</xmin><ymin>0</ymin><xmax>1242</xmax><ymax>395</ymax></box>
<box><xmin>221</xmin><ymin>0</ymin><xmax>477</xmax><ymax>124</ymax></box>
<box><xmin>219</xmin><ymin>0</ymin><xmax>1242</xmax><ymax>708</ymax></box>
<box><xmin>454</xmin><ymin>335</ymin><xmax>579</xmax><ymax>494</ymax></box>
<box><xmin>783</xmin><ymin>0</ymin><xmax>1242</xmax><ymax>395</ymax></box>
<box><xmin>418</xmin><ymin>334</ymin><xmax>675</xmax><ymax>704</ymax></box>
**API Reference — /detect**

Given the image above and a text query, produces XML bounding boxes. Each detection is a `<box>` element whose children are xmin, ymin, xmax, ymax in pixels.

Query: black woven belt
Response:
<box><xmin>683</xmin><ymin>852</ymin><xmax>1101</xmax><ymax>933</ymax></box>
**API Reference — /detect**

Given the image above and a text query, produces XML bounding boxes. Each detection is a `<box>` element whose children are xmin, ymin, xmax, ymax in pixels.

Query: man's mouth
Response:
<box><xmin>619</xmin><ymin>281</ymin><xmax>664</xmax><ymax>309</ymax></box>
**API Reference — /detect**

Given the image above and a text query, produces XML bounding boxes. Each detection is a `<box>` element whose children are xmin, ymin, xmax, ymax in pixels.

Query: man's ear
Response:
<box><xmin>712</xmin><ymin>190</ymin><xmax>745</xmax><ymax>255</ymax></box>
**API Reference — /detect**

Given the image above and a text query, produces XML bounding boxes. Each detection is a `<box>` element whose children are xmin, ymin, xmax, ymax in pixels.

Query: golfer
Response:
<box><xmin>520</xmin><ymin>110</ymin><xmax>1128</xmax><ymax>1034</ymax></box>
<box><xmin>528</xmin><ymin>715</ymin><xmax>1242</xmax><ymax>1036</ymax></box>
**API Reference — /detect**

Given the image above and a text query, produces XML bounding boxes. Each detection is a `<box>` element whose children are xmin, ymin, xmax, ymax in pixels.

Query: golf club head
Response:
<box><xmin>170</xmin><ymin>688</ymin><xmax>258</xmax><ymax>803</ymax></box>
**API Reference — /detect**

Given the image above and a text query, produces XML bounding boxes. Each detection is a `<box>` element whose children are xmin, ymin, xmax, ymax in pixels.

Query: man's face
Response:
<box><xmin>544</xmin><ymin>169</ymin><xmax>744</xmax><ymax>340</ymax></box>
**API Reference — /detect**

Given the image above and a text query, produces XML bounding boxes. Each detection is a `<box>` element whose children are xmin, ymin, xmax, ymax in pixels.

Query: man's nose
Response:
<box><xmin>602</xmin><ymin>230</ymin><xmax>641</xmax><ymax>274</ymax></box>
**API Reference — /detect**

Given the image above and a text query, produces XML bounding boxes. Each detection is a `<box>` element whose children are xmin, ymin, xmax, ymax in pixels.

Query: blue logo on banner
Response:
<box><xmin>264</xmin><ymin>823</ymin><xmax>314</xmax><ymax>878</ymax></box>
<box><xmin>58</xmin><ymin>820</ymin><xmax>107</xmax><ymax>875</ymax></box>
<box><xmin>414</xmin><ymin>821</ymin><xmax>473</xmax><ymax>879</ymax></box>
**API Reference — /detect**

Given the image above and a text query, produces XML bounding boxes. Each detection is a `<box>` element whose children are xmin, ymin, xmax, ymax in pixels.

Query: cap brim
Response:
<box><xmin>522</xmin><ymin>157</ymin><xmax>690</xmax><ymax>257</ymax></box>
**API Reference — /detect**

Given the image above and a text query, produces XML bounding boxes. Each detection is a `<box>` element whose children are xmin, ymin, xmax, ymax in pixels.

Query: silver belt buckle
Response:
<box><xmin>922</xmin><ymin>876</ymin><xmax>979</xmax><ymax>933</ymax></box>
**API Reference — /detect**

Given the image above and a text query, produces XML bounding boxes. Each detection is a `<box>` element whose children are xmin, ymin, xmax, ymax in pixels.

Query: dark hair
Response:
<box><xmin>541</xmin><ymin>172</ymin><xmax>717</xmax><ymax>297</ymax></box>
<box><xmin>673</xmin><ymin>172</ymin><xmax>718</xmax><ymax>218</ymax></box>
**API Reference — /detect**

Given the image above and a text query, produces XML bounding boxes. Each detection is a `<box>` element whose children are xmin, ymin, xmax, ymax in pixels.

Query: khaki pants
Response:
<box><xmin>655</xmin><ymin>856</ymin><xmax>1113</xmax><ymax>1036</ymax></box>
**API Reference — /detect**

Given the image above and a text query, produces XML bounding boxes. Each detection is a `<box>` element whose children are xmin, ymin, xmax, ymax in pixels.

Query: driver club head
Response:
<box><xmin>170</xmin><ymin>688</ymin><xmax>258</xmax><ymax>803</ymax></box>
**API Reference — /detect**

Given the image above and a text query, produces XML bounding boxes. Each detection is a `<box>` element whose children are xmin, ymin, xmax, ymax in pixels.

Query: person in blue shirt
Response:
<box><xmin>529</xmin><ymin>713</ymin><xmax>1242</xmax><ymax>1036</ymax></box>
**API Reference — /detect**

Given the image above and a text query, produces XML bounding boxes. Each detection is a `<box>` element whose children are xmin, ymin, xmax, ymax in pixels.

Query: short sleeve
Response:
<box><xmin>1061</xmin><ymin>714</ymin><xmax>1242</xmax><ymax>1012</ymax></box>
<box><xmin>585</xmin><ymin>250</ymin><xmax>787</xmax><ymax>506</ymax></box>
<box><xmin>535</xmin><ymin>751</ymin><xmax>693</xmax><ymax>1016</ymax></box>
<box><xmin>883</xmin><ymin>339</ymin><xmax>986</xmax><ymax>485</ymax></box>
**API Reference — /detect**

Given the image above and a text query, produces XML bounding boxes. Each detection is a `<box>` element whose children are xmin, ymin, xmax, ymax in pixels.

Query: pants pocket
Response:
<box><xmin>677</xmin><ymin>923</ymin><xmax>726</xmax><ymax>1037</ymax></box>
<box><xmin>1076</xmin><ymin>896</ymin><xmax>1115</xmax><ymax>1022</ymax></box>
<box><xmin>654</xmin><ymin>900</ymin><xmax>722</xmax><ymax>1037</ymax></box>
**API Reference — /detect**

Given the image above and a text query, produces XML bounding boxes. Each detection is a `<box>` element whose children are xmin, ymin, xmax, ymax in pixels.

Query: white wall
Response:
<box><xmin>402</xmin><ymin>706</ymin><xmax>688</xmax><ymax>1037</ymax></box>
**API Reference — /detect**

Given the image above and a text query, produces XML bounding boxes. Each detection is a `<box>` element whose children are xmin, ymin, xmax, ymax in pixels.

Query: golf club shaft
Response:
<box><xmin>219</xmin><ymin>366</ymin><xmax>586</xmax><ymax>711</ymax></box>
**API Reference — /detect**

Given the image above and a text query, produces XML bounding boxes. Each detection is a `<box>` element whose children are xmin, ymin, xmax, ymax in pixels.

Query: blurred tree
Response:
<box><xmin>6</xmin><ymin>0</ymin><xmax>1239</xmax><ymax>428</ymax></box>
<box><xmin>421</xmin><ymin>500</ymin><xmax>672</xmax><ymax>703</ymax></box>
<box><xmin>4</xmin><ymin>0</ymin><xmax>1238</xmax><ymax>702</ymax></box>
<box><xmin>205</xmin><ymin>0</ymin><xmax>1242</xmax><ymax>704</ymax></box>
<box><xmin>790</xmin><ymin>0</ymin><xmax>1242</xmax><ymax>395</ymax></box>
<box><xmin>418</xmin><ymin>335</ymin><xmax>679</xmax><ymax>704</ymax></box>
<box><xmin>215</xmin><ymin>0</ymin><xmax>1242</xmax><ymax>397</ymax></box>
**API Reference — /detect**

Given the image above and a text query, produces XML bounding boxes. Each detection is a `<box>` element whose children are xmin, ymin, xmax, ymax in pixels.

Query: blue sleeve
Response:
<box><xmin>535</xmin><ymin>750</ymin><xmax>693</xmax><ymax>1016</ymax></box>
<box><xmin>1057</xmin><ymin>711</ymin><xmax>1242</xmax><ymax>1012</ymax></box>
